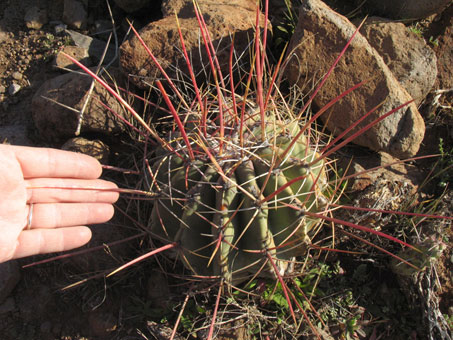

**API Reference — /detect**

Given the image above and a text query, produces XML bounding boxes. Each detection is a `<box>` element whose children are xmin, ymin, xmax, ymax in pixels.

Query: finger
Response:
<box><xmin>29</xmin><ymin>203</ymin><xmax>115</xmax><ymax>229</ymax></box>
<box><xmin>5</xmin><ymin>145</ymin><xmax>103</xmax><ymax>179</ymax></box>
<box><xmin>11</xmin><ymin>227</ymin><xmax>92</xmax><ymax>260</ymax></box>
<box><xmin>26</xmin><ymin>178</ymin><xmax>119</xmax><ymax>204</ymax></box>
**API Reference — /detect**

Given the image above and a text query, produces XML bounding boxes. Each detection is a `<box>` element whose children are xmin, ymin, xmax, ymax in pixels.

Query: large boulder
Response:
<box><xmin>120</xmin><ymin>0</ymin><xmax>267</xmax><ymax>88</ymax></box>
<box><xmin>360</xmin><ymin>17</ymin><xmax>437</xmax><ymax>106</ymax></box>
<box><xmin>361</xmin><ymin>0</ymin><xmax>451</xmax><ymax>20</ymax></box>
<box><xmin>32</xmin><ymin>70</ymin><xmax>132</xmax><ymax>143</ymax></box>
<box><xmin>285</xmin><ymin>0</ymin><xmax>425</xmax><ymax>159</ymax></box>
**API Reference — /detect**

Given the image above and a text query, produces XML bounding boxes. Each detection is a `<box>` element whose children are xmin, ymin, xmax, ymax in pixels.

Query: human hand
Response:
<box><xmin>0</xmin><ymin>145</ymin><xmax>119</xmax><ymax>263</ymax></box>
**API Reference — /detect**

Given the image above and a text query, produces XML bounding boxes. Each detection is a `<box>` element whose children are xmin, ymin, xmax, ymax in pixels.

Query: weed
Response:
<box><xmin>408</xmin><ymin>22</ymin><xmax>424</xmax><ymax>37</ymax></box>
<box><xmin>429</xmin><ymin>36</ymin><xmax>439</xmax><ymax>47</ymax></box>
<box><xmin>273</xmin><ymin>0</ymin><xmax>300</xmax><ymax>54</ymax></box>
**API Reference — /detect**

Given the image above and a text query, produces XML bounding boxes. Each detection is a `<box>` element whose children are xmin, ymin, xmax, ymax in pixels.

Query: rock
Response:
<box><xmin>120</xmin><ymin>0</ymin><xmax>268</xmax><ymax>88</ymax></box>
<box><xmin>346</xmin><ymin>162</ymin><xmax>373</xmax><ymax>192</ymax></box>
<box><xmin>32</xmin><ymin>70</ymin><xmax>132</xmax><ymax>143</ymax></box>
<box><xmin>0</xmin><ymin>30</ymin><xmax>8</xmax><ymax>43</ymax></box>
<box><xmin>0</xmin><ymin>85</ymin><xmax>5</xmax><ymax>93</ymax></box>
<box><xmin>285</xmin><ymin>0</ymin><xmax>425</xmax><ymax>159</ymax></box>
<box><xmin>62</xmin><ymin>0</ymin><xmax>87</xmax><ymax>30</ymax></box>
<box><xmin>0</xmin><ymin>261</ymin><xmax>21</xmax><ymax>304</ymax></box>
<box><xmin>12</xmin><ymin>71</ymin><xmax>23</xmax><ymax>80</ymax></box>
<box><xmin>54</xmin><ymin>23</ymin><xmax>67</xmax><ymax>34</ymax></box>
<box><xmin>8</xmin><ymin>83</ymin><xmax>21</xmax><ymax>95</ymax></box>
<box><xmin>361</xmin><ymin>0</ymin><xmax>451</xmax><ymax>20</ymax></box>
<box><xmin>24</xmin><ymin>6</ymin><xmax>48</xmax><ymax>30</ymax></box>
<box><xmin>360</xmin><ymin>17</ymin><xmax>437</xmax><ymax>105</ymax></box>
<box><xmin>436</xmin><ymin>20</ymin><xmax>453</xmax><ymax>89</ymax></box>
<box><xmin>62</xmin><ymin>137</ymin><xmax>110</xmax><ymax>164</ymax></box>
<box><xmin>54</xmin><ymin>45</ymin><xmax>92</xmax><ymax>70</ymax></box>
<box><xmin>65</xmin><ymin>29</ymin><xmax>116</xmax><ymax>63</ymax></box>
<box><xmin>113</xmin><ymin>0</ymin><xmax>149</xmax><ymax>13</ymax></box>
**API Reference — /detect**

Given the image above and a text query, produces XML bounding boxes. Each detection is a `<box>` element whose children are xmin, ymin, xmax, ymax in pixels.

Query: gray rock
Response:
<box><xmin>62</xmin><ymin>0</ymin><xmax>87</xmax><ymax>30</ymax></box>
<box><xmin>24</xmin><ymin>6</ymin><xmax>48</xmax><ymax>30</ymax></box>
<box><xmin>285</xmin><ymin>0</ymin><xmax>425</xmax><ymax>159</ymax></box>
<box><xmin>0</xmin><ymin>261</ymin><xmax>21</xmax><ymax>304</ymax></box>
<box><xmin>8</xmin><ymin>83</ymin><xmax>21</xmax><ymax>96</ymax></box>
<box><xmin>65</xmin><ymin>29</ymin><xmax>116</xmax><ymax>63</ymax></box>
<box><xmin>361</xmin><ymin>0</ymin><xmax>451</xmax><ymax>20</ymax></box>
<box><xmin>360</xmin><ymin>17</ymin><xmax>438</xmax><ymax>105</ymax></box>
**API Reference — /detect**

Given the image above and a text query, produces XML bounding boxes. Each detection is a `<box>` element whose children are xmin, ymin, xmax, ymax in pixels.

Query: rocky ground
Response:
<box><xmin>0</xmin><ymin>0</ymin><xmax>452</xmax><ymax>339</ymax></box>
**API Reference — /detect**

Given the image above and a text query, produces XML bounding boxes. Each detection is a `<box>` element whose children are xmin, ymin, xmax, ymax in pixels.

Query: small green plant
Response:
<box><xmin>437</xmin><ymin>137</ymin><xmax>453</xmax><ymax>188</ymax></box>
<box><xmin>444</xmin><ymin>313</ymin><xmax>453</xmax><ymax>329</ymax></box>
<box><xmin>408</xmin><ymin>22</ymin><xmax>424</xmax><ymax>37</ymax></box>
<box><xmin>42</xmin><ymin>32</ymin><xmax>56</xmax><ymax>48</ymax></box>
<box><xmin>273</xmin><ymin>0</ymin><xmax>300</xmax><ymax>53</ymax></box>
<box><xmin>428</xmin><ymin>36</ymin><xmax>439</xmax><ymax>47</ymax></box>
<box><xmin>41</xmin><ymin>32</ymin><xmax>74</xmax><ymax>62</ymax></box>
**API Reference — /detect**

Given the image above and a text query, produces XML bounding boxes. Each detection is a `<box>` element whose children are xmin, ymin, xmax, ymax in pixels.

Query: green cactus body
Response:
<box><xmin>149</xmin><ymin>113</ymin><xmax>328</xmax><ymax>284</ymax></box>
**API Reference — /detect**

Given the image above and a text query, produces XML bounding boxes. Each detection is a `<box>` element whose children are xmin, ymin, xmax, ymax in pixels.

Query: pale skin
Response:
<box><xmin>0</xmin><ymin>145</ymin><xmax>119</xmax><ymax>263</ymax></box>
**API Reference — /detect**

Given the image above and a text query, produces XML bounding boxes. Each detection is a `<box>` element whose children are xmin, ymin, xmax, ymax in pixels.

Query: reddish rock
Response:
<box><xmin>285</xmin><ymin>0</ymin><xmax>425</xmax><ymax>159</ymax></box>
<box><xmin>436</xmin><ymin>24</ymin><xmax>453</xmax><ymax>90</ymax></box>
<box><xmin>120</xmin><ymin>0</ymin><xmax>267</xmax><ymax>88</ymax></box>
<box><xmin>360</xmin><ymin>17</ymin><xmax>437</xmax><ymax>106</ymax></box>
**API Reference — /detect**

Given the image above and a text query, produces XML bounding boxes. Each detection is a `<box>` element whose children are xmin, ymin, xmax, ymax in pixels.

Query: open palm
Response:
<box><xmin>0</xmin><ymin>145</ymin><xmax>119</xmax><ymax>263</ymax></box>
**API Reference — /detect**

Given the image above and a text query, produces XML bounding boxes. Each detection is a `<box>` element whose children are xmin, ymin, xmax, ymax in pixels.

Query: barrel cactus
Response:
<box><xmin>147</xmin><ymin>108</ymin><xmax>330</xmax><ymax>284</ymax></box>
<box><xmin>60</xmin><ymin>1</ymin><xmax>453</xmax><ymax>337</ymax></box>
